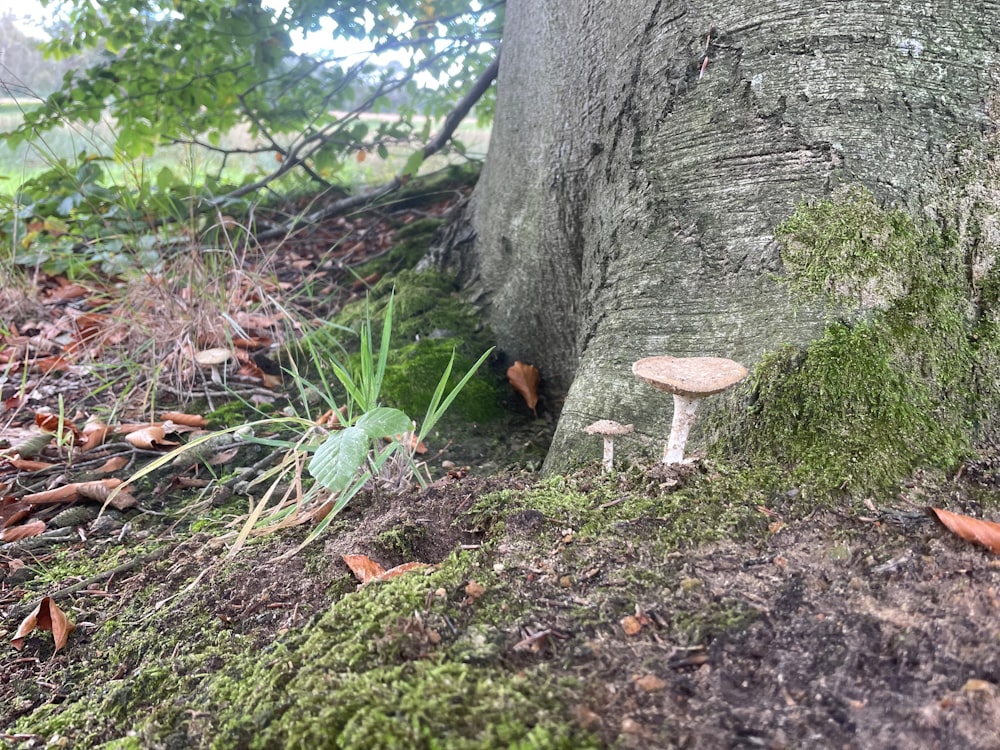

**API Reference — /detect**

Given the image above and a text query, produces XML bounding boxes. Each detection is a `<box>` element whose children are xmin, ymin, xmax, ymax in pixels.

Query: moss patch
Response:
<box><xmin>720</xmin><ymin>186</ymin><xmax>999</xmax><ymax>496</ymax></box>
<box><xmin>353</xmin><ymin>217</ymin><xmax>444</xmax><ymax>278</ymax></box>
<box><xmin>299</xmin><ymin>268</ymin><xmax>506</xmax><ymax>425</ymax></box>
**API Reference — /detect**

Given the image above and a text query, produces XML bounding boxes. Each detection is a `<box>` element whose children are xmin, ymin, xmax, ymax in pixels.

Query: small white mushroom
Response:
<box><xmin>584</xmin><ymin>419</ymin><xmax>634</xmax><ymax>472</ymax></box>
<box><xmin>632</xmin><ymin>356</ymin><xmax>748</xmax><ymax>464</ymax></box>
<box><xmin>194</xmin><ymin>347</ymin><xmax>234</xmax><ymax>384</ymax></box>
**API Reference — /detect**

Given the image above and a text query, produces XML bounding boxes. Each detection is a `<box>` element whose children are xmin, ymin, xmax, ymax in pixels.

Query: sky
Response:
<box><xmin>10</xmin><ymin>0</ymin><xmax>343</xmax><ymax>56</ymax></box>
<box><xmin>9</xmin><ymin>0</ymin><xmax>56</xmax><ymax>38</ymax></box>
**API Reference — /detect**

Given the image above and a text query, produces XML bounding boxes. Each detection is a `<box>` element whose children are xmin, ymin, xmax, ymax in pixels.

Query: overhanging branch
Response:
<box><xmin>248</xmin><ymin>50</ymin><xmax>501</xmax><ymax>240</ymax></box>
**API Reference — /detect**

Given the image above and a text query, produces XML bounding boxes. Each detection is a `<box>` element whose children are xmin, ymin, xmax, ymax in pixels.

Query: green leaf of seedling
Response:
<box><xmin>309</xmin><ymin>426</ymin><xmax>369</xmax><ymax>492</ymax></box>
<box><xmin>356</xmin><ymin>407</ymin><xmax>413</xmax><ymax>441</ymax></box>
<box><xmin>419</xmin><ymin>346</ymin><xmax>495</xmax><ymax>442</ymax></box>
<box><xmin>401</xmin><ymin>149</ymin><xmax>424</xmax><ymax>178</ymax></box>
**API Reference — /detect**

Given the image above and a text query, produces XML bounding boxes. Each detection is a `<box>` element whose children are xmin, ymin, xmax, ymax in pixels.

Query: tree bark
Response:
<box><xmin>430</xmin><ymin>0</ymin><xmax>1000</xmax><ymax>470</ymax></box>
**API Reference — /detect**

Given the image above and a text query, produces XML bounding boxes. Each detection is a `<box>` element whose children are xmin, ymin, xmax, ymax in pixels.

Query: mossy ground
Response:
<box><xmin>7</xmin><ymin>457</ymin><xmax>1000</xmax><ymax>749</ymax></box>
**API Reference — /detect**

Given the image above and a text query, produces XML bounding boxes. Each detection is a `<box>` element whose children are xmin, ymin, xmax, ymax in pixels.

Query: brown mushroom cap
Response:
<box><xmin>584</xmin><ymin>419</ymin><xmax>634</xmax><ymax>436</ymax></box>
<box><xmin>632</xmin><ymin>356</ymin><xmax>748</xmax><ymax>397</ymax></box>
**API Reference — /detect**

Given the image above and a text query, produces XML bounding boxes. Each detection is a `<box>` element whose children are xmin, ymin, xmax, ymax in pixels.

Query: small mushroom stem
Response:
<box><xmin>601</xmin><ymin>437</ymin><xmax>615</xmax><ymax>472</ymax></box>
<box><xmin>664</xmin><ymin>395</ymin><xmax>701</xmax><ymax>464</ymax></box>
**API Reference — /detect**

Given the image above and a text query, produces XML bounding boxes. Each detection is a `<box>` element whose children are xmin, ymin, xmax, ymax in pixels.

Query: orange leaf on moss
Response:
<box><xmin>343</xmin><ymin>554</ymin><xmax>385</xmax><ymax>584</ymax></box>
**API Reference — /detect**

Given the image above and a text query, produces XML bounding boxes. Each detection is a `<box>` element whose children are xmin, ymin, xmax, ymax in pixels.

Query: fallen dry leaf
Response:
<box><xmin>3</xmin><ymin>456</ymin><xmax>57</xmax><ymax>472</ymax></box>
<box><xmin>76</xmin><ymin>479</ymin><xmax>137</xmax><ymax>511</ymax></box>
<box><xmin>374</xmin><ymin>562</ymin><xmax>429</xmax><ymax>582</ymax></box>
<box><xmin>963</xmin><ymin>678</ymin><xmax>997</xmax><ymax>694</ymax></box>
<box><xmin>633</xmin><ymin>674</ymin><xmax>667</xmax><ymax>693</ymax></box>
<box><xmin>95</xmin><ymin>456</ymin><xmax>129</xmax><ymax>474</ymax></box>
<box><xmin>464</xmin><ymin>580</ymin><xmax>486</xmax><ymax>600</ymax></box>
<box><xmin>342</xmin><ymin>554</ymin><xmax>428</xmax><ymax>585</ymax></box>
<box><xmin>1</xmin><ymin>500</ymin><xmax>31</xmax><ymax>528</ymax></box>
<box><xmin>79</xmin><ymin>418</ymin><xmax>110</xmax><ymax>451</ymax></box>
<box><xmin>930</xmin><ymin>507</ymin><xmax>1000</xmax><ymax>554</ymax></box>
<box><xmin>124</xmin><ymin>425</ymin><xmax>180</xmax><ymax>450</ymax></box>
<box><xmin>159</xmin><ymin>411</ymin><xmax>208</xmax><ymax>428</ymax></box>
<box><xmin>343</xmin><ymin>554</ymin><xmax>386</xmax><ymax>584</ymax></box>
<box><xmin>35</xmin><ymin>412</ymin><xmax>80</xmax><ymax>443</ymax></box>
<box><xmin>621</xmin><ymin>615</ymin><xmax>643</xmax><ymax>636</ymax></box>
<box><xmin>12</xmin><ymin>596</ymin><xmax>77</xmax><ymax>653</ymax></box>
<box><xmin>0</xmin><ymin>519</ymin><xmax>46</xmax><ymax>542</ymax></box>
<box><xmin>22</xmin><ymin>484</ymin><xmax>80</xmax><ymax>505</ymax></box>
<box><xmin>389</xmin><ymin>433</ymin><xmax>427</xmax><ymax>454</ymax></box>
<box><xmin>207</xmin><ymin>447</ymin><xmax>241</xmax><ymax>465</ymax></box>
<box><xmin>506</xmin><ymin>361</ymin><xmax>541</xmax><ymax>415</ymax></box>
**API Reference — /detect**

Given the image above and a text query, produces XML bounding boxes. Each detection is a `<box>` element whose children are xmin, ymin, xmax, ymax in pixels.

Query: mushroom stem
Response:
<box><xmin>664</xmin><ymin>395</ymin><xmax>700</xmax><ymax>464</ymax></box>
<box><xmin>601</xmin><ymin>437</ymin><xmax>615</xmax><ymax>472</ymax></box>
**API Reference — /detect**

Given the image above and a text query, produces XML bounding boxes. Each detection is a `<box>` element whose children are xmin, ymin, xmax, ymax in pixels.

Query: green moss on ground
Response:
<box><xmin>8</xmin><ymin>461</ymin><xmax>890</xmax><ymax>749</ymax></box>
<box><xmin>353</xmin><ymin>217</ymin><xmax>445</xmax><ymax>278</ymax></box>
<box><xmin>468</xmin><ymin>467</ymin><xmax>777</xmax><ymax>549</ymax></box>
<box><xmin>298</xmin><ymin>268</ymin><xmax>506</xmax><ymax>425</ymax></box>
<box><xmin>719</xmin><ymin>186</ymin><xmax>1000</xmax><ymax>497</ymax></box>
<box><xmin>194</xmin><ymin>549</ymin><xmax>596</xmax><ymax>749</ymax></box>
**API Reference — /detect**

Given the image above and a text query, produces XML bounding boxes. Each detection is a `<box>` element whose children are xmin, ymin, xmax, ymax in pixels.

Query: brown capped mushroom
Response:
<box><xmin>632</xmin><ymin>356</ymin><xmax>747</xmax><ymax>464</ymax></box>
<box><xmin>584</xmin><ymin>419</ymin><xmax>634</xmax><ymax>472</ymax></box>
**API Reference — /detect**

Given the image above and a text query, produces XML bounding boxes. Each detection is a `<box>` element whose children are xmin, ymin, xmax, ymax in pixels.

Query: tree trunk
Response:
<box><xmin>430</xmin><ymin>0</ymin><xmax>1000</xmax><ymax>471</ymax></box>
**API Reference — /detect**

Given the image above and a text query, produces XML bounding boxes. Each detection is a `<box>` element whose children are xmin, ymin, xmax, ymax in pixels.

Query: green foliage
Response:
<box><xmin>380</xmin><ymin>338</ymin><xmax>504</xmax><ymax>422</ymax></box>
<box><xmin>300</xmin><ymin>291</ymin><xmax>493</xmax><ymax>481</ymax></box>
<box><xmin>241</xmin><ymin>660</ymin><xmax>592</xmax><ymax>750</ymax></box>
<box><xmin>724</xmin><ymin>186</ymin><xmax>997</xmax><ymax>496</ymax></box>
<box><xmin>738</xmin><ymin>326</ymin><xmax>967</xmax><ymax>494</ymax></box>
<box><xmin>0</xmin><ymin>152</ymin><xmax>252</xmax><ymax>276</ymax></box>
<box><xmin>11</xmin><ymin>0</ymin><xmax>501</xmax><ymax>178</ymax></box>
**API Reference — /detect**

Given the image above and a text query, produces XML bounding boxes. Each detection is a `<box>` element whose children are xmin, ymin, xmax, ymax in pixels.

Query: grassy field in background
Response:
<box><xmin>0</xmin><ymin>98</ymin><xmax>490</xmax><ymax>199</ymax></box>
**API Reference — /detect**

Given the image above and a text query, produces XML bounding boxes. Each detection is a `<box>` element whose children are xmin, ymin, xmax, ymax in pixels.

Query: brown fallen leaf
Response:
<box><xmin>621</xmin><ymin>615</ymin><xmax>643</xmax><ymax>636</ymax></box>
<box><xmin>464</xmin><ymin>580</ymin><xmax>486</xmax><ymax>600</ymax></box>
<box><xmin>389</xmin><ymin>433</ymin><xmax>427</xmax><ymax>454</ymax></box>
<box><xmin>374</xmin><ymin>562</ymin><xmax>429</xmax><ymax>582</ymax></box>
<box><xmin>1</xmin><ymin>500</ymin><xmax>31</xmax><ymax>528</ymax></box>
<box><xmin>506</xmin><ymin>361</ymin><xmax>541</xmax><ymax>415</ymax></box>
<box><xmin>343</xmin><ymin>554</ymin><xmax>385</xmax><ymax>584</ymax></box>
<box><xmin>1</xmin><ymin>519</ymin><xmax>46</xmax><ymax>542</ymax></box>
<box><xmin>95</xmin><ymin>455</ymin><xmax>128</xmax><ymax>474</ymax></box>
<box><xmin>930</xmin><ymin>507</ymin><xmax>1000</xmax><ymax>554</ymax></box>
<box><xmin>159</xmin><ymin>411</ymin><xmax>208</xmax><ymax>428</ymax></box>
<box><xmin>79</xmin><ymin>418</ymin><xmax>110</xmax><ymax>451</ymax></box>
<box><xmin>633</xmin><ymin>674</ymin><xmax>667</xmax><ymax>693</ymax></box>
<box><xmin>124</xmin><ymin>425</ymin><xmax>180</xmax><ymax>450</ymax></box>
<box><xmin>76</xmin><ymin>478</ymin><xmax>137</xmax><ymax>511</ymax></box>
<box><xmin>3</xmin><ymin>456</ymin><xmax>58</xmax><ymax>472</ymax></box>
<box><xmin>342</xmin><ymin>554</ymin><xmax>427</xmax><ymax>585</ymax></box>
<box><xmin>963</xmin><ymin>678</ymin><xmax>997</xmax><ymax>694</ymax></box>
<box><xmin>22</xmin><ymin>483</ymin><xmax>80</xmax><ymax>505</ymax></box>
<box><xmin>34</xmin><ymin>412</ymin><xmax>81</xmax><ymax>443</ymax></box>
<box><xmin>12</xmin><ymin>596</ymin><xmax>77</xmax><ymax>653</ymax></box>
